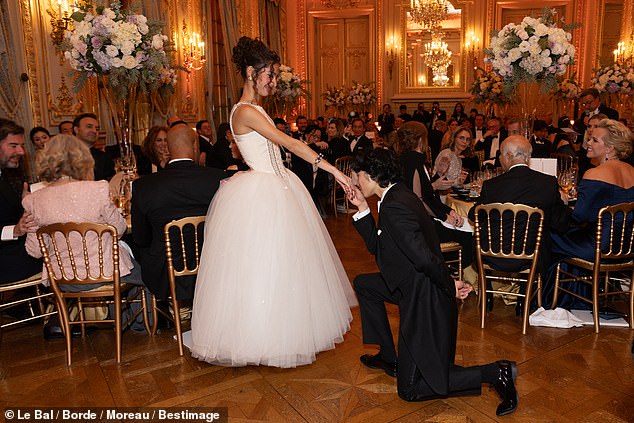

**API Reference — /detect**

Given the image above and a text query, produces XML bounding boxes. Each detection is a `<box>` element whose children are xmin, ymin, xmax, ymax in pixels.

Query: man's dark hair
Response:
<box><xmin>399</xmin><ymin>105</ymin><xmax>407</xmax><ymax>111</ymax></box>
<box><xmin>351</xmin><ymin>148</ymin><xmax>402</xmax><ymax>188</ymax></box>
<box><xmin>580</xmin><ymin>88</ymin><xmax>600</xmax><ymax>99</ymax></box>
<box><xmin>273</xmin><ymin>117</ymin><xmax>287</xmax><ymax>126</ymax></box>
<box><xmin>296</xmin><ymin>115</ymin><xmax>307</xmax><ymax>122</ymax></box>
<box><xmin>72</xmin><ymin>113</ymin><xmax>98</xmax><ymax>133</ymax></box>
<box><xmin>57</xmin><ymin>120</ymin><xmax>73</xmax><ymax>133</ymax></box>
<box><xmin>0</xmin><ymin>118</ymin><xmax>24</xmax><ymax>143</ymax></box>
<box><xmin>195</xmin><ymin>120</ymin><xmax>208</xmax><ymax>131</ymax></box>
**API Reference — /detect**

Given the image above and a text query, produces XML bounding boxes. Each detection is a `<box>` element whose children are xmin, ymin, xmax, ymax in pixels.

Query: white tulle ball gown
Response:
<box><xmin>182</xmin><ymin>102</ymin><xmax>357</xmax><ymax>368</ymax></box>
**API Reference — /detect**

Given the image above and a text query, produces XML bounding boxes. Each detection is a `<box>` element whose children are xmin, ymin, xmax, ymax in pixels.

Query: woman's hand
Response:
<box><xmin>445</xmin><ymin>210</ymin><xmax>464</xmax><ymax>228</ymax></box>
<box><xmin>432</xmin><ymin>177</ymin><xmax>454</xmax><ymax>191</ymax></box>
<box><xmin>455</xmin><ymin>280</ymin><xmax>473</xmax><ymax>300</ymax></box>
<box><xmin>333</xmin><ymin>169</ymin><xmax>352</xmax><ymax>197</ymax></box>
<box><xmin>347</xmin><ymin>182</ymin><xmax>369</xmax><ymax>211</ymax></box>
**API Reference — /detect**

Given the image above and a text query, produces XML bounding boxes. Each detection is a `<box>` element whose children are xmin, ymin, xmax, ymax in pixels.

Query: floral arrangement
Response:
<box><xmin>485</xmin><ymin>8</ymin><xmax>578</xmax><ymax>97</ymax></box>
<box><xmin>273</xmin><ymin>64</ymin><xmax>310</xmax><ymax>104</ymax></box>
<box><xmin>551</xmin><ymin>76</ymin><xmax>580</xmax><ymax>100</ymax></box>
<box><xmin>62</xmin><ymin>0</ymin><xmax>176</xmax><ymax>101</ymax></box>
<box><xmin>469</xmin><ymin>69</ymin><xmax>510</xmax><ymax>104</ymax></box>
<box><xmin>322</xmin><ymin>85</ymin><xmax>348</xmax><ymax>108</ymax></box>
<box><xmin>346</xmin><ymin>81</ymin><xmax>376</xmax><ymax>108</ymax></box>
<box><xmin>590</xmin><ymin>64</ymin><xmax>634</xmax><ymax>96</ymax></box>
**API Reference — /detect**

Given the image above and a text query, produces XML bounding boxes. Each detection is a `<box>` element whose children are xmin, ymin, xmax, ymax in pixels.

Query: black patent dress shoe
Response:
<box><xmin>360</xmin><ymin>353</ymin><xmax>397</xmax><ymax>377</ymax></box>
<box><xmin>492</xmin><ymin>360</ymin><xmax>518</xmax><ymax>416</ymax></box>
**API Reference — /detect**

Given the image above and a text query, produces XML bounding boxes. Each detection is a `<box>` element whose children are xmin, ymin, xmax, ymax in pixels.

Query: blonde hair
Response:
<box><xmin>596</xmin><ymin>119</ymin><xmax>634</xmax><ymax>159</ymax></box>
<box><xmin>36</xmin><ymin>134</ymin><xmax>95</xmax><ymax>182</ymax></box>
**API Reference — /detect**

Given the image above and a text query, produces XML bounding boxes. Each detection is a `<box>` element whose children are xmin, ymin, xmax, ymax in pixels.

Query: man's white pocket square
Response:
<box><xmin>377</xmin><ymin>229</ymin><xmax>382</xmax><ymax>235</ymax></box>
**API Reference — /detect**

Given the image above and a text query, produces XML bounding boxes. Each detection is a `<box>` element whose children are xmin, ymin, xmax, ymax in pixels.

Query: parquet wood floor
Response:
<box><xmin>1</xmin><ymin>211</ymin><xmax>633</xmax><ymax>422</ymax></box>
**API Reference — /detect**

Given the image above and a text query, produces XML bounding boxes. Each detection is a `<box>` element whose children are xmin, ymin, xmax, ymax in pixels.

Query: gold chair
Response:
<box><xmin>474</xmin><ymin>203</ymin><xmax>545</xmax><ymax>334</ymax></box>
<box><xmin>440</xmin><ymin>242</ymin><xmax>462</xmax><ymax>280</ymax></box>
<box><xmin>552</xmin><ymin>202</ymin><xmax>634</xmax><ymax>333</ymax></box>
<box><xmin>0</xmin><ymin>273</ymin><xmax>56</xmax><ymax>338</ymax></box>
<box><xmin>152</xmin><ymin>215</ymin><xmax>206</xmax><ymax>356</ymax></box>
<box><xmin>332</xmin><ymin>155</ymin><xmax>353</xmax><ymax>217</ymax></box>
<box><xmin>36</xmin><ymin>222</ymin><xmax>149</xmax><ymax>365</ymax></box>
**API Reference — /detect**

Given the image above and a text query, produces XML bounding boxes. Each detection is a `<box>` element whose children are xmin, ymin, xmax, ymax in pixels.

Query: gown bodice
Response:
<box><xmin>230</xmin><ymin>102</ymin><xmax>287</xmax><ymax>177</ymax></box>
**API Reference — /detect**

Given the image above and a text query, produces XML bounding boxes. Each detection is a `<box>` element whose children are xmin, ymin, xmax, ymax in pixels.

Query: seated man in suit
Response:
<box><xmin>0</xmin><ymin>118</ymin><xmax>41</xmax><ymax>285</ymax></box>
<box><xmin>73</xmin><ymin>113</ymin><xmax>115</xmax><ymax>181</ymax></box>
<box><xmin>131</xmin><ymin>124</ymin><xmax>226</xmax><ymax>301</ymax></box>
<box><xmin>474</xmin><ymin>118</ymin><xmax>503</xmax><ymax>168</ymax></box>
<box><xmin>349</xmin><ymin>149</ymin><xmax>518</xmax><ymax>416</ymax></box>
<box><xmin>345</xmin><ymin>118</ymin><xmax>374</xmax><ymax>154</ymax></box>
<box><xmin>468</xmin><ymin>136</ymin><xmax>570</xmax><ymax>311</ymax></box>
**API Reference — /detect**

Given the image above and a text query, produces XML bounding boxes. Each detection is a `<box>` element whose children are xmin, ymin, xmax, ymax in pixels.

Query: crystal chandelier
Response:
<box><xmin>409</xmin><ymin>0</ymin><xmax>449</xmax><ymax>29</ymax></box>
<box><xmin>423</xmin><ymin>32</ymin><xmax>452</xmax><ymax>86</ymax></box>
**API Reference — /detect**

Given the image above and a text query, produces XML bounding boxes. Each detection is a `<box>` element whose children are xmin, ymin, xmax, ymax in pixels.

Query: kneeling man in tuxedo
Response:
<box><xmin>349</xmin><ymin>149</ymin><xmax>518</xmax><ymax>416</ymax></box>
<box><xmin>131</xmin><ymin>124</ymin><xmax>226</xmax><ymax>301</ymax></box>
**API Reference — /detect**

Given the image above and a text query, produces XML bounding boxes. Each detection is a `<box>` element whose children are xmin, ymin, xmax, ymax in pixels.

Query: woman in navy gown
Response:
<box><xmin>549</xmin><ymin>119</ymin><xmax>634</xmax><ymax>307</ymax></box>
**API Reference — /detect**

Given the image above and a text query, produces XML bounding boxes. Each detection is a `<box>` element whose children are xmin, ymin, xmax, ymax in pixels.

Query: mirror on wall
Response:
<box><xmin>403</xmin><ymin>2</ymin><xmax>462</xmax><ymax>89</ymax></box>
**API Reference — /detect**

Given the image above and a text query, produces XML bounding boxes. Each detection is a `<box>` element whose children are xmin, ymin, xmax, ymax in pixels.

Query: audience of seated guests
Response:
<box><xmin>412</xmin><ymin>102</ymin><xmax>430</xmax><ymax>125</ymax></box>
<box><xmin>23</xmin><ymin>134</ymin><xmax>150</xmax><ymax>333</ymax></box>
<box><xmin>131</xmin><ymin>124</ymin><xmax>226</xmax><ymax>302</ymax></box>
<box><xmin>226</xmin><ymin>129</ymin><xmax>249</xmax><ymax>176</ymax></box>
<box><xmin>434</xmin><ymin>126</ymin><xmax>479</xmax><ymax>185</ymax></box>
<box><xmin>441</xmin><ymin>118</ymin><xmax>459</xmax><ymax>148</ymax></box>
<box><xmin>397</xmin><ymin>121</ymin><xmax>473</xmax><ymax>267</ymax></box>
<box><xmin>451</xmin><ymin>102</ymin><xmax>468</xmax><ymax>122</ymax></box>
<box><xmin>530</xmin><ymin>120</ymin><xmax>552</xmax><ymax>158</ymax></box>
<box><xmin>195</xmin><ymin>119</ymin><xmax>214</xmax><ymax>167</ymax></box>
<box><xmin>58</xmin><ymin>120</ymin><xmax>73</xmax><ymax>135</ymax></box>
<box><xmin>326</xmin><ymin>118</ymin><xmax>350</xmax><ymax>161</ymax></box>
<box><xmin>73</xmin><ymin>113</ymin><xmax>115</xmax><ymax>181</ymax></box>
<box><xmin>475</xmin><ymin>117</ymin><xmax>503</xmax><ymax>168</ymax></box>
<box><xmin>428</xmin><ymin>119</ymin><xmax>447</xmax><ymax>160</ymax></box>
<box><xmin>291</xmin><ymin>124</ymin><xmax>330</xmax><ymax>214</ymax></box>
<box><xmin>345</xmin><ymin>117</ymin><xmax>373</xmax><ymax>154</ymax></box>
<box><xmin>207</xmin><ymin>123</ymin><xmax>234</xmax><ymax>170</ymax></box>
<box><xmin>377</xmin><ymin>103</ymin><xmax>395</xmax><ymax>137</ymax></box>
<box><xmin>292</xmin><ymin>115</ymin><xmax>309</xmax><ymax>141</ymax></box>
<box><xmin>549</xmin><ymin>119</ymin><xmax>634</xmax><ymax>307</ymax></box>
<box><xmin>29</xmin><ymin>127</ymin><xmax>50</xmax><ymax>152</ymax></box>
<box><xmin>472</xmin><ymin>113</ymin><xmax>487</xmax><ymax>143</ymax></box>
<box><xmin>141</xmin><ymin>125</ymin><xmax>170</xmax><ymax>173</ymax></box>
<box><xmin>430</xmin><ymin>101</ymin><xmax>447</xmax><ymax>124</ymax></box>
<box><xmin>0</xmin><ymin>118</ymin><xmax>41</xmax><ymax>286</ymax></box>
<box><xmin>468</xmin><ymin>135</ymin><xmax>571</xmax><ymax>313</ymax></box>
<box><xmin>398</xmin><ymin>104</ymin><xmax>412</xmax><ymax>122</ymax></box>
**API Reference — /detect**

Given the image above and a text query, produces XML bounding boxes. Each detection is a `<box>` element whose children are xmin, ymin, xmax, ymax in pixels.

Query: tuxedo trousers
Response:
<box><xmin>354</xmin><ymin>272</ymin><xmax>482</xmax><ymax>401</ymax></box>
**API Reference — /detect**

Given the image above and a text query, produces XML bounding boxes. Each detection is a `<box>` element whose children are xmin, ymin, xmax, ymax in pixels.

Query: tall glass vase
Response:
<box><xmin>98</xmin><ymin>75</ymin><xmax>137</xmax><ymax>175</ymax></box>
<box><xmin>513</xmin><ymin>82</ymin><xmax>540</xmax><ymax>139</ymax></box>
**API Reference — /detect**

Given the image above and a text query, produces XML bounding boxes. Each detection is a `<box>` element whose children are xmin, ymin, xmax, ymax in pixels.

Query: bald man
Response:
<box><xmin>468</xmin><ymin>136</ymin><xmax>570</xmax><ymax>311</ymax></box>
<box><xmin>131</xmin><ymin>124</ymin><xmax>226</xmax><ymax>300</ymax></box>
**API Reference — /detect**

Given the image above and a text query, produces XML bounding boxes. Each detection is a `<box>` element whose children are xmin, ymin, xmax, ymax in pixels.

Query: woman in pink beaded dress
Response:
<box><xmin>183</xmin><ymin>37</ymin><xmax>357</xmax><ymax>368</ymax></box>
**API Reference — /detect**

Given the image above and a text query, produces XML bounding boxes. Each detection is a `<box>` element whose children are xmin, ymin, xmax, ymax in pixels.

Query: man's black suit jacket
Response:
<box><xmin>131</xmin><ymin>160</ymin><xmax>226</xmax><ymax>299</ymax></box>
<box><xmin>91</xmin><ymin>147</ymin><xmax>115</xmax><ymax>181</ymax></box>
<box><xmin>353</xmin><ymin>183</ymin><xmax>457</xmax><ymax>395</ymax></box>
<box><xmin>347</xmin><ymin>134</ymin><xmax>373</xmax><ymax>154</ymax></box>
<box><xmin>468</xmin><ymin>165</ymin><xmax>570</xmax><ymax>272</ymax></box>
<box><xmin>0</xmin><ymin>173</ymin><xmax>40</xmax><ymax>283</ymax></box>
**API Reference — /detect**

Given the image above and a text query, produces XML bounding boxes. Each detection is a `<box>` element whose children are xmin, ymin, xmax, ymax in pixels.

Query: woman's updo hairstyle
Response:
<box><xmin>232</xmin><ymin>36</ymin><xmax>280</xmax><ymax>79</ymax></box>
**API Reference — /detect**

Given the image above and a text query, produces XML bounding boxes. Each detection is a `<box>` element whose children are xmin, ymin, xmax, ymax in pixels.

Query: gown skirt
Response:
<box><xmin>184</xmin><ymin>169</ymin><xmax>357</xmax><ymax>368</ymax></box>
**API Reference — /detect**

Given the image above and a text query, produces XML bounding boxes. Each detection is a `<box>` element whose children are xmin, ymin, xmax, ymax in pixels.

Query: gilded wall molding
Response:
<box><xmin>20</xmin><ymin>0</ymin><xmax>42</xmax><ymax>126</ymax></box>
<box><xmin>46</xmin><ymin>75</ymin><xmax>83</xmax><ymax>120</ymax></box>
<box><xmin>296</xmin><ymin>0</ymin><xmax>307</xmax><ymax>87</ymax></box>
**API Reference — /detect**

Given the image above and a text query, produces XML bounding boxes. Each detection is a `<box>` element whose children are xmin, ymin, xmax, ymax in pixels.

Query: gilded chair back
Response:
<box><xmin>474</xmin><ymin>202</ymin><xmax>545</xmax><ymax>334</ymax></box>
<box><xmin>161</xmin><ymin>215</ymin><xmax>206</xmax><ymax>355</ymax></box>
<box><xmin>333</xmin><ymin>155</ymin><xmax>353</xmax><ymax>216</ymax></box>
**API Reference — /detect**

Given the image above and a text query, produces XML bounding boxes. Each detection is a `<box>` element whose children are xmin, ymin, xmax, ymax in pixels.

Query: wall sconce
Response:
<box><xmin>464</xmin><ymin>31</ymin><xmax>481</xmax><ymax>71</ymax></box>
<box><xmin>47</xmin><ymin>0</ymin><xmax>73</xmax><ymax>49</ymax></box>
<box><xmin>386</xmin><ymin>36</ymin><xmax>398</xmax><ymax>80</ymax></box>
<box><xmin>177</xmin><ymin>21</ymin><xmax>206</xmax><ymax>72</ymax></box>
<box><xmin>613</xmin><ymin>35</ymin><xmax>634</xmax><ymax>66</ymax></box>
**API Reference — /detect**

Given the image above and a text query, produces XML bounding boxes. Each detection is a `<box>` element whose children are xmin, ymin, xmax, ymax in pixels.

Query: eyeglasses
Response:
<box><xmin>456</xmin><ymin>135</ymin><xmax>472</xmax><ymax>142</ymax></box>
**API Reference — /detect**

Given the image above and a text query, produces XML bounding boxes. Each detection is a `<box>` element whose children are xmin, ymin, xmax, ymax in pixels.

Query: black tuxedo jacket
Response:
<box><xmin>91</xmin><ymin>147</ymin><xmax>116</xmax><ymax>181</ymax></box>
<box><xmin>206</xmin><ymin>138</ymin><xmax>233</xmax><ymax>170</ymax></box>
<box><xmin>0</xmin><ymin>173</ymin><xmax>41</xmax><ymax>283</ymax></box>
<box><xmin>468</xmin><ymin>165</ymin><xmax>570</xmax><ymax>271</ymax></box>
<box><xmin>353</xmin><ymin>183</ymin><xmax>457</xmax><ymax>395</ymax></box>
<box><xmin>131</xmin><ymin>160</ymin><xmax>226</xmax><ymax>299</ymax></box>
<box><xmin>347</xmin><ymin>134</ymin><xmax>373</xmax><ymax>154</ymax></box>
